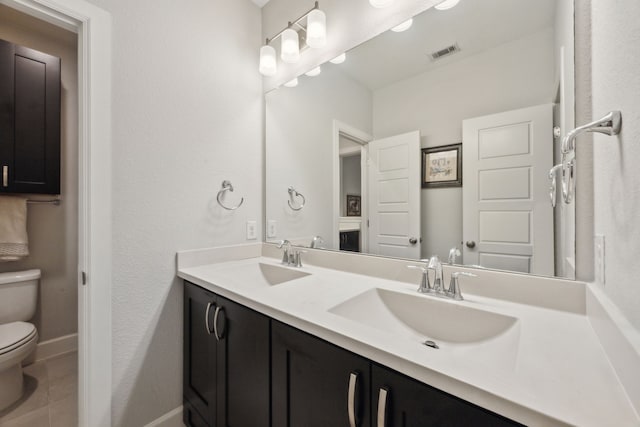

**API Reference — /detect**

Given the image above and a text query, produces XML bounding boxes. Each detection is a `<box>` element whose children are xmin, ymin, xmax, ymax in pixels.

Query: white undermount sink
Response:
<box><xmin>329</xmin><ymin>288</ymin><xmax>518</xmax><ymax>345</ymax></box>
<box><xmin>211</xmin><ymin>261</ymin><xmax>310</xmax><ymax>287</ymax></box>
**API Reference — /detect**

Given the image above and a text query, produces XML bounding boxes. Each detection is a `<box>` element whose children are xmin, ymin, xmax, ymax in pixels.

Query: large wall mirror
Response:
<box><xmin>266</xmin><ymin>0</ymin><xmax>576</xmax><ymax>279</ymax></box>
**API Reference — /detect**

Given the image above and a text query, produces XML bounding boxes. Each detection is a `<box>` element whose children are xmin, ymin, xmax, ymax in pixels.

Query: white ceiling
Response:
<box><xmin>338</xmin><ymin>0</ymin><xmax>557</xmax><ymax>90</ymax></box>
<box><xmin>251</xmin><ymin>0</ymin><xmax>271</xmax><ymax>7</ymax></box>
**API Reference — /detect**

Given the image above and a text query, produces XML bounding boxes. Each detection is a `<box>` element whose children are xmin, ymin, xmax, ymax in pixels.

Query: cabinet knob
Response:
<box><xmin>465</xmin><ymin>240</ymin><xmax>476</xmax><ymax>249</ymax></box>
<box><xmin>409</xmin><ymin>237</ymin><xmax>418</xmax><ymax>245</ymax></box>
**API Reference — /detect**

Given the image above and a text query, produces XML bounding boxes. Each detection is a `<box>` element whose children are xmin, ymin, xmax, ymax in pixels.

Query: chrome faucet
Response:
<box><xmin>408</xmin><ymin>255</ymin><xmax>476</xmax><ymax>301</ymax></box>
<box><xmin>447</xmin><ymin>272</ymin><xmax>476</xmax><ymax>301</ymax></box>
<box><xmin>407</xmin><ymin>259</ymin><xmax>431</xmax><ymax>293</ymax></box>
<box><xmin>427</xmin><ymin>255</ymin><xmax>444</xmax><ymax>293</ymax></box>
<box><xmin>448</xmin><ymin>247</ymin><xmax>461</xmax><ymax>264</ymax></box>
<box><xmin>310</xmin><ymin>235</ymin><xmax>325</xmax><ymax>249</ymax></box>
<box><xmin>278</xmin><ymin>240</ymin><xmax>292</xmax><ymax>265</ymax></box>
<box><xmin>277</xmin><ymin>240</ymin><xmax>305</xmax><ymax>267</ymax></box>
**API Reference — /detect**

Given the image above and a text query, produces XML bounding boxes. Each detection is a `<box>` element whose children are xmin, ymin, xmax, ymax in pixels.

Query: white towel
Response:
<box><xmin>0</xmin><ymin>196</ymin><xmax>29</xmax><ymax>261</ymax></box>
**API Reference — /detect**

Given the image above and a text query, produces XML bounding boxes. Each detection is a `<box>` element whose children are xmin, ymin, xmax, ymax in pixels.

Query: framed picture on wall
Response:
<box><xmin>421</xmin><ymin>143</ymin><xmax>462</xmax><ymax>188</ymax></box>
<box><xmin>346</xmin><ymin>195</ymin><xmax>361</xmax><ymax>216</ymax></box>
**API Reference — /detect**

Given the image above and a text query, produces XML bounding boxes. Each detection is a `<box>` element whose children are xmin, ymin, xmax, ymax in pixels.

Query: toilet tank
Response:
<box><xmin>0</xmin><ymin>269</ymin><xmax>40</xmax><ymax>323</ymax></box>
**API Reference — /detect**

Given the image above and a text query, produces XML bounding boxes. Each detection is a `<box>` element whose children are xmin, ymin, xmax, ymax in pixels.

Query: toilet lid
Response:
<box><xmin>0</xmin><ymin>322</ymin><xmax>36</xmax><ymax>355</ymax></box>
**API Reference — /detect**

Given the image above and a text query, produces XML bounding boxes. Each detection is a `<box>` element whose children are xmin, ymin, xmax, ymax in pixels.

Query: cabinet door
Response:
<box><xmin>371</xmin><ymin>365</ymin><xmax>522</xmax><ymax>427</ymax></box>
<box><xmin>215</xmin><ymin>295</ymin><xmax>270</xmax><ymax>427</ymax></box>
<box><xmin>0</xmin><ymin>39</ymin><xmax>61</xmax><ymax>194</ymax></box>
<box><xmin>272</xmin><ymin>321</ymin><xmax>371</xmax><ymax>427</ymax></box>
<box><xmin>184</xmin><ymin>282</ymin><xmax>217</xmax><ymax>426</ymax></box>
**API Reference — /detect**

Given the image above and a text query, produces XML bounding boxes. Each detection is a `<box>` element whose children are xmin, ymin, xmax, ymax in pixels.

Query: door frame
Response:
<box><xmin>332</xmin><ymin>120</ymin><xmax>372</xmax><ymax>252</ymax></box>
<box><xmin>0</xmin><ymin>0</ymin><xmax>112</xmax><ymax>426</ymax></box>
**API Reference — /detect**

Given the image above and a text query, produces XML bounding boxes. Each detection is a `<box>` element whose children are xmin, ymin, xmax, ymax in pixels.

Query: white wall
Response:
<box><xmin>265</xmin><ymin>66</ymin><xmax>372</xmax><ymax>249</ymax></box>
<box><xmin>373</xmin><ymin>29</ymin><xmax>556</xmax><ymax>260</ymax></box>
<box><xmin>591</xmin><ymin>0</ymin><xmax>640</xmax><ymax>330</ymax></box>
<box><xmin>77</xmin><ymin>0</ymin><xmax>264</xmax><ymax>424</ymax></box>
<box><xmin>0</xmin><ymin>5</ymin><xmax>78</xmax><ymax>342</ymax></box>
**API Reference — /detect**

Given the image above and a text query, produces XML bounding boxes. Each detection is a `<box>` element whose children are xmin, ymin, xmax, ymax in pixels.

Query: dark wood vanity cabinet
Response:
<box><xmin>371</xmin><ymin>365</ymin><xmax>523</xmax><ymax>427</ymax></box>
<box><xmin>183</xmin><ymin>282</ymin><xmax>270</xmax><ymax>427</ymax></box>
<box><xmin>184</xmin><ymin>281</ymin><xmax>521</xmax><ymax>427</ymax></box>
<box><xmin>272</xmin><ymin>321</ymin><xmax>371</xmax><ymax>427</ymax></box>
<box><xmin>0</xmin><ymin>38</ymin><xmax>61</xmax><ymax>195</ymax></box>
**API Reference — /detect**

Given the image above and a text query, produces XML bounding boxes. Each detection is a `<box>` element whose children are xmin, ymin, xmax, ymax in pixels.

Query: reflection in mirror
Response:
<box><xmin>266</xmin><ymin>0</ymin><xmax>576</xmax><ymax>279</ymax></box>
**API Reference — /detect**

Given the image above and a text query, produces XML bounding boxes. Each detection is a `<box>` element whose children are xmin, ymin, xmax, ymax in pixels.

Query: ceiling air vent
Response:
<box><xmin>429</xmin><ymin>43</ymin><xmax>460</xmax><ymax>61</ymax></box>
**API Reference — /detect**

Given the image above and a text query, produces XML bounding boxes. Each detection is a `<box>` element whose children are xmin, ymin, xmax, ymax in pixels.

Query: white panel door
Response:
<box><xmin>463</xmin><ymin>105</ymin><xmax>553</xmax><ymax>275</ymax></box>
<box><xmin>368</xmin><ymin>131</ymin><xmax>421</xmax><ymax>258</ymax></box>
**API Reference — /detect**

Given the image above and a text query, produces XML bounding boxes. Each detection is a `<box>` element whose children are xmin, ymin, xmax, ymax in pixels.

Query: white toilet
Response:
<box><xmin>0</xmin><ymin>269</ymin><xmax>40</xmax><ymax>411</ymax></box>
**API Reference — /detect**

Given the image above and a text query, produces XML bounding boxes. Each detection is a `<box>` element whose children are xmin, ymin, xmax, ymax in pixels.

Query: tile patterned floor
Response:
<box><xmin>0</xmin><ymin>351</ymin><xmax>77</xmax><ymax>427</ymax></box>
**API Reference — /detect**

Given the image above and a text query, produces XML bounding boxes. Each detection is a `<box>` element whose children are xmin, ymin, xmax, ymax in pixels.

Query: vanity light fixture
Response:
<box><xmin>284</xmin><ymin>77</ymin><xmax>299</xmax><ymax>87</ymax></box>
<box><xmin>369</xmin><ymin>0</ymin><xmax>394</xmax><ymax>8</ymax></box>
<box><xmin>391</xmin><ymin>18</ymin><xmax>413</xmax><ymax>32</ymax></box>
<box><xmin>305</xmin><ymin>66</ymin><xmax>322</xmax><ymax>77</ymax></box>
<box><xmin>330</xmin><ymin>53</ymin><xmax>346</xmax><ymax>64</ymax></box>
<box><xmin>434</xmin><ymin>0</ymin><xmax>460</xmax><ymax>10</ymax></box>
<box><xmin>259</xmin><ymin>45</ymin><xmax>277</xmax><ymax>76</ymax></box>
<box><xmin>281</xmin><ymin>28</ymin><xmax>300</xmax><ymax>63</ymax></box>
<box><xmin>258</xmin><ymin>2</ymin><xmax>327</xmax><ymax>76</ymax></box>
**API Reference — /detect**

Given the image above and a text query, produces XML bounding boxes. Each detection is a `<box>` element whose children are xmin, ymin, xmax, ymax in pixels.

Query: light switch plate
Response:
<box><xmin>246</xmin><ymin>221</ymin><xmax>257</xmax><ymax>240</ymax></box>
<box><xmin>267</xmin><ymin>220</ymin><xmax>277</xmax><ymax>238</ymax></box>
<box><xmin>595</xmin><ymin>235</ymin><xmax>605</xmax><ymax>286</ymax></box>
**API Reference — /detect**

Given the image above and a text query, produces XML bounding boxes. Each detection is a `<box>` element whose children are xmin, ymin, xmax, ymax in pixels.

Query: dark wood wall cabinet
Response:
<box><xmin>184</xmin><ymin>281</ymin><xmax>523</xmax><ymax>427</ymax></box>
<box><xmin>0</xmin><ymin>38</ymin><xmax>61</xmax><ymax>195</ymax></box>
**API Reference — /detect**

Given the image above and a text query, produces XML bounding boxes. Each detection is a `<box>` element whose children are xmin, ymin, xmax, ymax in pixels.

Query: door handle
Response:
<box><xmin>205</xmin><ymin>302</ymin><xmax>214</xmax><ymax>335</ymax></box>
<box><xmin>465</xmin><ymin>241</ymin><xmax>476</xmax><ymax>249</ymax></box>
<box><xmin>409</xmin><ymin>237</ymin><xmax>418</xmax><ymax>245</ymax></box>
<box><xmin>377</xmin><ymin>387</ymin><xmax>388</xmax><ymax>427</ymax></box>
<box><xmin>2</xmin><ymin>166</ymin><xmax>7</xmax><ymax>187</ymax></box>
<box><xmin>213</xmin><ymin>306</ymin><xmax>226</xmax><ymax>341</ymax></box>
<box><xmin>348</xmin><ymin>372</ymin><xmax>359</xmax><ymax>427</ymax></box>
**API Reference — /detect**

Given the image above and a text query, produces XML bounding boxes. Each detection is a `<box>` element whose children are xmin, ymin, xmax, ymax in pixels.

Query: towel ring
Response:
<box><xmin>217</xmin><ymin>180</ymin><xmax>244</xmax><ymax>211</ymax></box>
<box><xmin>287</xmin><ymin>186</ymin><xmax>306</xmax><ymax>211</ymax></box>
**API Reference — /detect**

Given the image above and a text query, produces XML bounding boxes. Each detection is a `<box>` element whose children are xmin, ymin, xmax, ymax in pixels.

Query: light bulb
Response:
<box><xmin>330</xmin><ymin>53</ymin><xmax>346</xmax><ymax>64</ymax></box>
<box><xmin>305</xmin><ymin>66</ymin><xmax>321</xmax><ymax>77</ymax></box>
<box><xmin>369</xmin><ymin>0</ymin><xmax>393</xmax><ymax>8</ymax></box>
<box><xmin>284</xmin><ymin>78</ymin><xmax>298</xmax><ymax>88</ymax></box>
<box><xmin>391</xmin><ymin>18</ymin><xmax>413</xmax><ymax>32</ymax></box>
<box><xmin>281</xmin><ymin>28</ymin><xmax>300</xmax><ymax>63</ymax></box>
<box><xmin>434</xmin><ymin>0</ymin><xmax>460</xmax><ymax>10</ymax></box>
<box><xmin>306</xmin><ymin>9</ymin><xmax>326</xmax><ymax>48</ymax></box>
<box><xmin>259</xmin><ymin>45</ymin><xmax>277</xmax><ymax>76</ymax></box>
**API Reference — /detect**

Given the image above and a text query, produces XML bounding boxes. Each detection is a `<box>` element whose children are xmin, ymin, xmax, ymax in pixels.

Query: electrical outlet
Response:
<box><xmin>246</xmin><ymin>221</ymin><xmax>257</xmax><ymax>240</ymax></box>
<box><xmin>267</xmin><ymin>220</ymin><xmax>277</xmax><ymax>238</ymax></box>
<box><xmin>595</xmin><ymin>235</ymin><xmax>605</xmax><ymax>286</ymax></box>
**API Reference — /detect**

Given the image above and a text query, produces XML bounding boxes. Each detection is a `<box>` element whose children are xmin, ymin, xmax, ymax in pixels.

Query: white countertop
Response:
<box><xmin>177</xmin><ymin>253</ymin><xmax>639</xmax><ymax>426</ymax></box>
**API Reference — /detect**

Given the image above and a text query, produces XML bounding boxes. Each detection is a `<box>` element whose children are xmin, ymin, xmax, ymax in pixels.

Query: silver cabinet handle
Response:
<box><xmin>377</xmin><ymin>388</ymin><xmax>388</xmax><ymax>427</ymax></box>
<box><xmin>2</xmin><ymin>166</ymin><xmax>7</xmax><ymax>187</ymax></box>
<box><xmin>348</xmin><ymin>372</ymin><xmax>358</xmax><ymax>427</ymax></box>
<box><xmin>205</xmin><ymin>302</ymin><xmax>214</xmax><ymax>335</ymax></box>
<box><xmin>213</xmin><ymin>306</ymin><xmax>225</xmax><ymax>341</ymax></box>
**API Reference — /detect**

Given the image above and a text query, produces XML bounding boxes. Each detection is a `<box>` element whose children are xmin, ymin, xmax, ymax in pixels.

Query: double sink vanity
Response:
<box><xmin>177</xmin><ymin>243</ymin><xmax>639</xmax><ymax>427</ymax></box>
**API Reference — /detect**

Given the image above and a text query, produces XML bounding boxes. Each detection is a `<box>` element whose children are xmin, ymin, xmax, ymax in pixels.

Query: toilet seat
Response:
<box><xmin>0</xmin><ymin>322</ymin><xmax>37</xmax><ymax>356</ymax></box>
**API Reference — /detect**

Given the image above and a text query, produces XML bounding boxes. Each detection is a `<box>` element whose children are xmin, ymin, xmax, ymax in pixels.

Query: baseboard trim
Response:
<box><xmin>144</xmin><ymin>406</ymin><xmax>183</xmax><ymax>427</ymax></box>
<box><xmin>34</xmin><ymin>333</ymin><xmax>78</xmax><ymax>361</ymax></box>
